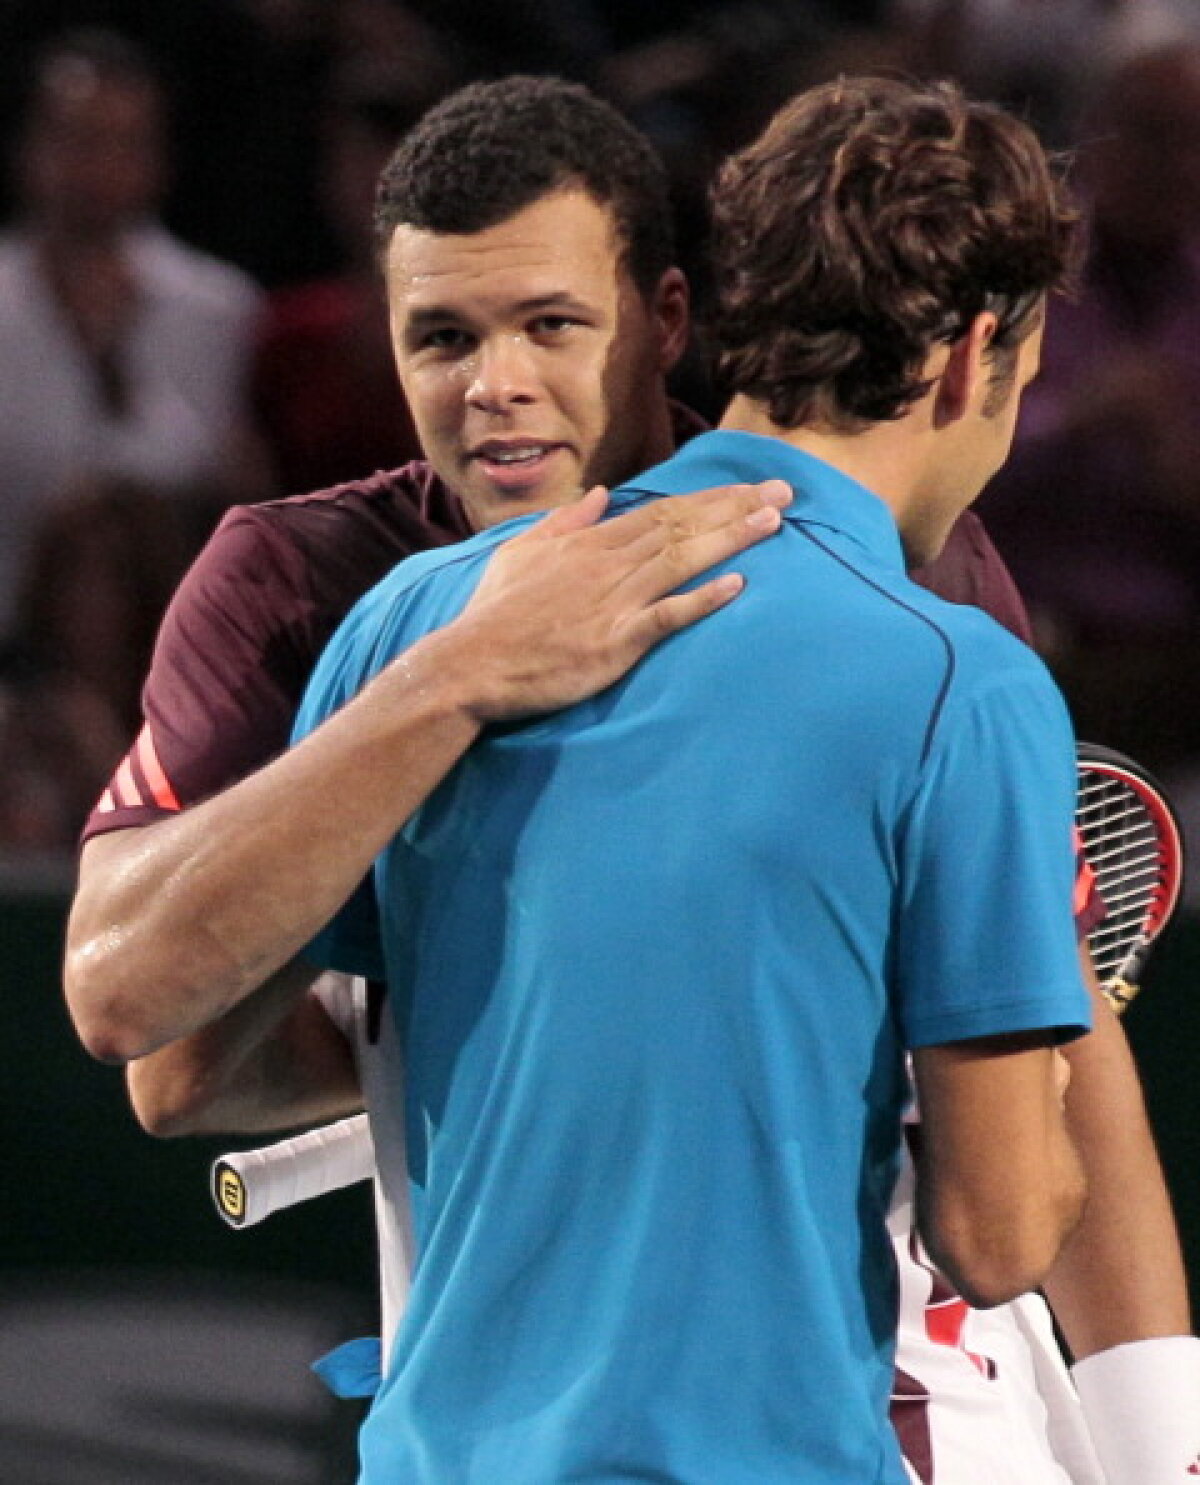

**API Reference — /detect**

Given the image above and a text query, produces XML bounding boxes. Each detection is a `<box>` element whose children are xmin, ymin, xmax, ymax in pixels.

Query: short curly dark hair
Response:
<box><xmin>710</xmin><ymin>76</ymin><xmax>1082</xmax><ymax>430</ymax></box>
<box><xmin>374</xmin><ymin>75</ymin><xmax>675</xmax><ymax>298</ymax></box>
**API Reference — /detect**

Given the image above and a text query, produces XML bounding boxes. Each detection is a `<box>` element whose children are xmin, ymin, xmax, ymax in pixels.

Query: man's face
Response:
<box><xmin>384</xmin><ymin>188</ymin><xmax>686</xmax><ymax>530</ymax></box>
<box><xmin>21</xmin><ymin>67</ymin><xmax>165</xmax><ymax>237</ymax></box>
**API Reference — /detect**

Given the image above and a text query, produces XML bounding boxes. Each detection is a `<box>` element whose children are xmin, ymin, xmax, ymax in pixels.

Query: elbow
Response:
<box><xmin>126</xmin><ymin>1057</ymin><xmax>214</xmax><ymax>1138</ymax></box>
<box><xmin>63</xmin><ymin>943</ymin><xmax>160</xmax><ymax>1065</ymax></box>
<box><xmin>130</xmin><ymin>1091</ymin><xmax>199</xmax><ymax>1141</ymax></box>
<box><xmin>129</xmin><ymin>1088</ymin><xmax>183</xmax><ymax>1139</ymax></box>
<box><xmin>921</xmin><ymin>1172</ymin><xmax>1089</xmax><ymax>1310</ymax></box>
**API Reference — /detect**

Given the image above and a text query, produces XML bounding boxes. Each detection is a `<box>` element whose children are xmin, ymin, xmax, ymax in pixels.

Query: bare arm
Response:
<box><xmin>1042</xmin><ymin>947</ymin><xmax>1193</xmax><ymax>1355</ymax></box>
<box><xmin>124</xmin><ymin>965</ymin><xmax>362</xmax><ymax>1137</ymax></box>
<box><xmin>66</xmin><ymin>480</ymin><xmax>790</xmax><ymax>1064</ymax></box>
<box><xmin>912</xmin><ymin>1031</ymin><xmax>1087</xmax><ymax>1310</ymax></box>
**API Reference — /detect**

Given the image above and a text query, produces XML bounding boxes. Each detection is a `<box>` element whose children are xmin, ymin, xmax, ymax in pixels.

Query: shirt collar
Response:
<box><xmin>615</xmin><ymin>428</ymin><xmax>907</xmax><ymax>575</ymax></box>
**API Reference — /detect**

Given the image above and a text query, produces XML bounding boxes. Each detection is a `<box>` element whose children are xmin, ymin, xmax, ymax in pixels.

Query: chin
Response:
<box><xmin>473</xmin><ymin>487</ymin><xmax>576</xmax><ymax>531</ymax></box>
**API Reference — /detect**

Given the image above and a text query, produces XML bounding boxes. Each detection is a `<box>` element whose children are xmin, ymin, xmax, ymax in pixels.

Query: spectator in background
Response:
<box><xmin>0</xmin><ymin>28</ymin><xmax>268</xmax><ymax>638</ymax></box>
<box><xmin>895</xmin><ymin>0</ymin><xmax>1200</xmax><ymax>143</ymax></box>
<box><xmin>251</xmin><ymin>54</ymin><xmax>460</xmax><ymax>494</ymax></box>
<box><xmin>0</xmin><ymin>666</ymin><xmax>125</xmax><ymax>855</ymax></box>
<box><xmin>0</xmin><ymin>473</ymin><xmax>209</xmax><ymax>853</ymax></box>
<box><xmin>978</xmin><ymin>38</ymin><xmax>1200</xmax><ymax>771</ymax></box>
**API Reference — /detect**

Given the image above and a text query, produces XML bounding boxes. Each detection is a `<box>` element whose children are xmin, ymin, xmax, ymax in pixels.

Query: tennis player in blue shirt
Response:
<box><xmin>295</xmin><ymin>75</ymin><xmax>1092</xmax><ymax>1483</ymax></box>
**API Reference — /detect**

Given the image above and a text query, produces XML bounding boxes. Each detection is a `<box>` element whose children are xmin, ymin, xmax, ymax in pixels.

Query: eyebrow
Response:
<box><xmin>403</xmin><ymin>292</ymin><xmax>594</xmax><ymax>332</ymax></box>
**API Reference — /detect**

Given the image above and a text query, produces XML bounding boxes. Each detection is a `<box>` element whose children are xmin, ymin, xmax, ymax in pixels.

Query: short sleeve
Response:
<box><xmin>894</xmin><ymin>663</ymin><xmax>1092</xmax><ymax>1049</ymax></box>
<box><xmin>82</xmin><ymin>508</ymin><xmax>317</xmax><ymax>840</ymax></box>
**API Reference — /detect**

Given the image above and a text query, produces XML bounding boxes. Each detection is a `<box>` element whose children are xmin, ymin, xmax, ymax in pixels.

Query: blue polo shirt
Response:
<box><xmin>295</xmin><ymin>430</ymin><xmax>1091</xmax><ymax>1484</ymax></box>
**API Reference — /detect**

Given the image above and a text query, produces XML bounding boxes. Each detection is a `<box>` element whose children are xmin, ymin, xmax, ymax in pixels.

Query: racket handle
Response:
<box><xmin>211</xmin><ymin>1113</ymin><xmax>375</xmax><ymax>1228</ymax></box>
<box><xmin>1103</xmin><ymin>978</ymin><xmax>1142</xmax><ymax>1014</ymax></box>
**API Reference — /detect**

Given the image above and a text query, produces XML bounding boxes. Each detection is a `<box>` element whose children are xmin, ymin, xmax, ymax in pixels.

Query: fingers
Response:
<box><xmin>620</xmin><ymin>481</ymin><xmax>790</xmax><ymax>597</ymax></box>
<box><xmin>528</xmin><ymin>486</ymin><xmax>611</xmax><ymax>538</ymax></box>
<box><xmin>603</xmin><ymin>480</ymin><xmax>792</xmax><ymax>552</ymax></box>
<box><xmin>634</xmin><ymin>571</ymin><xmax>748</xmax><ymax>644</ymax></box>
<box><xmin>459</xmin><ymin>479</ymin><xmax>793</xmax><ymax>720</ymax></box>
<box><xmin>669</xmin><ymin>478</ymin><xmax>793</xmax><ymax>524</ymax></box>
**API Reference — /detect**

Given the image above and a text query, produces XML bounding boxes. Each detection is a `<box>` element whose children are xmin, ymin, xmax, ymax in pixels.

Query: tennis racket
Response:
<box><xmin>212</xmin><ymin>741</ymin><xmax>1188</xmax><ymax>1226</ymax></box>
<box><xmin>1075</xmin><ymin>741</ymin><xmax>1185</xmax><ymax>1013</ymax></box>
<box><xmin>212</xmin><ymin>1112</ymin><xmax>374</xmax><ymax>1228</ymax></box>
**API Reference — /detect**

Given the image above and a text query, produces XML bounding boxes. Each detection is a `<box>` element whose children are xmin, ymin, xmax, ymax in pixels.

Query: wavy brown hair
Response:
<box><xmin>710</xmin><ymin>76</ymin><xmax>1081</xmax><ymax>430</ymax></box>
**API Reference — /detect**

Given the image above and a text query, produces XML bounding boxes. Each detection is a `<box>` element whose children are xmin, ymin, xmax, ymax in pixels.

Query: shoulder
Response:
<box><xmin>320</xmin><ymin>512</ymin><xmax>536</xmax><ymax>685</ymax></box>
<box><xmin>213</xmin><ymin>462</ymin><xmax>466</xmax><ymax>572</ymax></box>
<box><xmin>855</xmin><ymin>570</ymin><xmax>1066</xmax><ymax>769</ymax></box>
<box><xmin>910</xmin><ymin>587</ymin><xmax>1072</xmax><ymax>775</ymax></box>
<box><xmin>895</xmin><ymin>574</ymin><xmax>1052</xmax><ymax>696</ymax></box>
<box><xmin>129</xmin><ymin>225</ymin><xmax>262</xmax><ymax>318</ymax></box>
<box><xmin>770</xmin><ymin>517</ymin><xmax>1035</xmax><ymax>688</ymax></box>
<box><xmin>342</xmin><ymin>515</ymin><xmax>518</xmax><ymax>629</ymax></box>
<box><xmin>163</xmin><ymin>463</ymin><xmax>465</xmax><ymax>656</ymax></box>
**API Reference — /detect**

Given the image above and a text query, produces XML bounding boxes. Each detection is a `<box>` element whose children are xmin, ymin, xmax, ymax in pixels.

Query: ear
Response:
<box><xmin>933</xmin><ymin>311</ymin><xmax>998</xmax><ymax>426</ymax></box>
<box><xmin>650</xmin><ymin>267</ymin><xmax>691</xmax><ymax>374</ymax></box>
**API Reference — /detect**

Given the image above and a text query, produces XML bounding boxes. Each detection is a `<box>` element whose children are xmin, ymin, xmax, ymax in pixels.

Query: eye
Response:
<box><xmin>529</xmin><ymin>314</ymin><xmax>579</xmax><ymax>337</ymax></box>
<box><xmin>415</xmin><ymin>325</ymin><xmax>473</xmax><ymax>355</ymax></box>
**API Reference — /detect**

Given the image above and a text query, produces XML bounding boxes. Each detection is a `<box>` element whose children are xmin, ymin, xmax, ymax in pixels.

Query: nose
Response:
<box><xmin>465</xmin><ymin>334</ymin><xmax>539</xmax><ymax>412</ymax></box>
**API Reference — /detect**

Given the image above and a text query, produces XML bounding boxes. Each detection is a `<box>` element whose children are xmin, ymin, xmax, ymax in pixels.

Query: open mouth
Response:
<box><xmin>478</xmin><ymin>443</ymin><xmax>551</xmax><ymax>465</ymax></box>
<box><xmin>471</xmin><ymin>441</ymin><xmax>565</xmax><ymax>488</ymax></box>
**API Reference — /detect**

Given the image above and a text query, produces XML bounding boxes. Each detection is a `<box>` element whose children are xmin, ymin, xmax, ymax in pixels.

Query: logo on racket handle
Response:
<box><xmin>214</xmin><ymin>1161</ymin><xmax>248</xmax><ymax>1226</ymax></box>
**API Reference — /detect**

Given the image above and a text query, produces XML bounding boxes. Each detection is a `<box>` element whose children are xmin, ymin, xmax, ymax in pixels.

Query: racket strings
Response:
<box><xmin>1077</xmin><ymin>770</ymin><xmax>1169</xmax><ymax>983</ymax></box>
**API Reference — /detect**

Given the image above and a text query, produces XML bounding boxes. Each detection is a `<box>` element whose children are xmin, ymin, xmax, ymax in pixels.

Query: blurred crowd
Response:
<box><xmin>1</xmin><ymin>0</ymin><xmax>1200</xmax><ymax>857</ymax></box>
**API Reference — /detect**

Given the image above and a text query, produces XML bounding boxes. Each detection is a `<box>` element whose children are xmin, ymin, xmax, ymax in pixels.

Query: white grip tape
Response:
<box><xmin>211</xmin><ymin>1113</ymin><xmax>375</xmax><ymax>1228</ymax></box>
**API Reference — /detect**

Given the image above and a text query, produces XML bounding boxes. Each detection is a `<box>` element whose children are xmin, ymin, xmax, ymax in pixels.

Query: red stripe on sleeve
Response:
<box><xmin>135</xmin><ymin>725</ymin><xmax>182</xmax><ymax>812</ymax></box>
<box><xmin>112</xmin><ymin>756</ymin><xmax>139</xmax><ymax>810</ymax></box>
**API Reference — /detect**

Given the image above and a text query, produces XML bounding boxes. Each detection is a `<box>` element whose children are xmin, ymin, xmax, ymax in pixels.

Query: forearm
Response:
<box><xmin>913</xmin><ymin>1035</ymin><xmax>1087</xmax><ymax>1309</ymax></box>
<box><xmin>66</xmin><ymin>626</ymin><xmax>483</xmax><ymax>1062</ymax></box>
<box><xmin>125</xmin><ymin>961</ymin><xmax>363</xmax><ymax>1138</ymax></box>
<box><xmin>65</xmin><ymin>479</ymin><xmax>788</xmax><ymax>1064</ymax></box>
<box><xmin>1042</xmin><ymin>956</ymin><xmax>1193</xmax><ymax>1357</ymax></box>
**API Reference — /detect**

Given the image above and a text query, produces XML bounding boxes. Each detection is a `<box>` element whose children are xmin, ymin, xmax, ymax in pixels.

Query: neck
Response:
<box><xmin>719</xmin><ymin>394</ymin><xmax>927</xmax><ymax>515</ymax></box>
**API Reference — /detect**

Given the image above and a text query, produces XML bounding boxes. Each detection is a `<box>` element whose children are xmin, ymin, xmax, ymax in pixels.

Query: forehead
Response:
<box><xmin>384</xmin><ymin>189</ymin><xmax>627</xmax><ymax>319</ymax></box>
<box><xmin>32</xmin><ymin>67</ymin><xmax>160</xmax><ymax>140</ymax></box>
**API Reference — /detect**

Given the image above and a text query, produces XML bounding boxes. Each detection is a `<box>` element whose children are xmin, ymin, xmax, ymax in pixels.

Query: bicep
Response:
<box><xmin>910</xmin><ymin>1031</ymin><xmax>1084</xmax><ymax>1306</ymax></box>
<box><xmin>912</xmin><ymin>1032</ymin><xmax>1063</xmax><ymax>1195</ymax></box>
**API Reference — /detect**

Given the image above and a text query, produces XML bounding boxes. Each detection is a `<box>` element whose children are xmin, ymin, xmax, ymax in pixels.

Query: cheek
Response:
<box><xmin>402</xmin><ymin>369</ymin><xmax>462</xmax><ymax>438</ymax></box>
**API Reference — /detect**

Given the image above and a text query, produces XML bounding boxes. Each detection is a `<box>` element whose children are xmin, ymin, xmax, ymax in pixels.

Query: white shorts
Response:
<box><xmin>889</xmin><ymin>1150</ymin><xmax>1105</xmax><ymax>1484</ymax></box>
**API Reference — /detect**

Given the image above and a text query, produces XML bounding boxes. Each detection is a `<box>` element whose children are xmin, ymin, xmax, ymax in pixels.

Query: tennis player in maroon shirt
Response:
<box><xmin>64</xmin><ymin>73</ymin><xmax>1195</xmax><ymax>1485</ymax></box>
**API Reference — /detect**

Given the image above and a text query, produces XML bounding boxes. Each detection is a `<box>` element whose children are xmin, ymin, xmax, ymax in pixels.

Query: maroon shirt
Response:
<box><xmin>85</xmin><ymin>463</ymin><xmax>471</xmax><ymax>836</ymax></box>
<box><xmin>82</xmin><ymin>468</ymin><xmax>1034</xmax><ymax>840</ymax></box>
